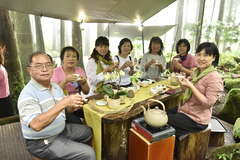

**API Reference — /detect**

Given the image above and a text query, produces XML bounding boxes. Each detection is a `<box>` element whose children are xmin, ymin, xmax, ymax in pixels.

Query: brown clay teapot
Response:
<box><xmin>141</xmin><ymin>99</ymin><xmax>168</xmax><ymax>128</ymax></box>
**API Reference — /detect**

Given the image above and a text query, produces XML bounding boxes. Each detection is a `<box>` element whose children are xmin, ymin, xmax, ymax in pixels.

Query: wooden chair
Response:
<box><xmin>175</xmin><ymin>128</ymin><xmax>211</xmax><ymax>160</ymax></box>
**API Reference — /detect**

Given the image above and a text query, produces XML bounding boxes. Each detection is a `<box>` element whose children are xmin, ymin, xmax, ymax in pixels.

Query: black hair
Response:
<box><xmin>148</xmin><ymin>37</ymin><xmax>164</xmax><ymax>55</ymax></box>
<box><xmin>0</xmin><ymin>40</ymin><xmax>6</xmax><ymax>65</ymax></box>
<box><xmin>60</xmin><ymin>46</ymin><xmax>80</xmax><ymax>61</ymax></box>
<box><xmin>0</xmin><ymin>54</ymin><xmax>3</xmax><ymax>65</ymax></box>
<box><xmin>90</xmin><ymin>36</ymin><xmax>112</xmax><ymax>62</ymax></box>
<box><xmin>196</xmin><ymin>42</ymin><xmax>220</xmax><ymax>66</ymax></box>
<box><xmin>27</xmin><ymin>51</ymin><xmax>53</xmax><ymax>66</ymax></box>
<box><xmin>95</xmin><ymin>36</ymin><xmax>109</xmax><ymax>46</ymax></box>
<box><xmin>176</xmin><ymin>39</ymin><xmax>190</xmax><ymax>53</ymax></box>
<box><xmin>118</xmin><ymin>38</ymin><xmax>133</xmax><ymax>54</ymax></box>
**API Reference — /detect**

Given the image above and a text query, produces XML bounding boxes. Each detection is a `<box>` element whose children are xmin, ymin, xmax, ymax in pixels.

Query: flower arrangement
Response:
<box><xmin>103</xmin><ymin>70</ymin><xmax>125</xmax><ymax>81</ymax></box>
<box><xmin>96</xmin><ymin>70</ymin><xmax>127</xmax><ymax>99</ymax></box>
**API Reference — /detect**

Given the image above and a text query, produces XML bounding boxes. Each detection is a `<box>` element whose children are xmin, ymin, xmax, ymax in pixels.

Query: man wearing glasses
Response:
<box><xmin>17</xmin><ymin>52</ymin><xmax>95</xmax><ymax>160</ymax></box>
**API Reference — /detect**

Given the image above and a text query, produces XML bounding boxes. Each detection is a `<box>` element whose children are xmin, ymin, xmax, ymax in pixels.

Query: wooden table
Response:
<box><xmin>83</xmin><ymin>81</ymin><xmax>182</xmax><ymax>160</ymax></box>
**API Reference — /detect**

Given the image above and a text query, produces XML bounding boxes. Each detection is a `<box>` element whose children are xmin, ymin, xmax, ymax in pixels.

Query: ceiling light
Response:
<box><xmin>134</xmin><ymin>16</ymin><xmax>143</xmax><ymax>31</ymax></box>
<box><xmin>134</xmin><ymin>16</ymin><xmax>142</xmax><ymax>26</ymax></box>
<box><xmin>78</xmin><ymin>11</ymin><xmax>86</xmax><ymax>22</ymax></box>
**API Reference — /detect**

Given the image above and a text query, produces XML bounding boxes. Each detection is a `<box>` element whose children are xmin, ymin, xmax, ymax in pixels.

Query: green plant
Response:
<box><xmin>184</xmin><ymin>21</ymin><xmax>240</xmax><ymax>54</ymax></box>
<box><xmin>218</xmin><ymin>53</ymin><xmax>239</xmax><ymax>72</ymax></box>
<box><xmin>9</xmin><ymin>73</ymin><xmax>25</xmax><ymax>114</ymax></box>
<box><xmin>217</xmin><ymin>153</ymin><xmax>233</xmax><ymax>160</ymax></box>
<box><xmin>209</xmin><ymin>143</ymin><xmax>240</xmax><ymax>160</ymax></box>
<box><xmin>98</xmin><ymin>84</ymin><xmax>127</xmax><ymax>99</ymax></box>
<box><xmin>233</xmin><ymin>118</ymin><xmax>240</xmax><ymax>142</ymax></box>
<box><xmin>130</xmin><ymin>71</ymin><xmax>142</xmax><ymax>84</ymax></box>
<box><xmin>217</xmin><ymin>149</ymin><xmax>240</xmax><ymax>160</ymax></box>
<box><xmin>215</xmin><ymin>21</ymin><xmax>240</xmax><ymax>45</ymax></box>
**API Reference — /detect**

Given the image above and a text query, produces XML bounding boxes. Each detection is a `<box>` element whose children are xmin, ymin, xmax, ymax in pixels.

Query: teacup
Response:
<box><xmin>174</xmin><ymin>57</ymin><xmax>181</xmax><ymax>62</ymax></box>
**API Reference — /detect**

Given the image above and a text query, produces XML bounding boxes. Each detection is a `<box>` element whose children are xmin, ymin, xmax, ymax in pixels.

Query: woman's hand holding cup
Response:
<box><xmin>65</xmin><ymin>74</ymin><xmax>79</xmax><ymax>83</ymax></box>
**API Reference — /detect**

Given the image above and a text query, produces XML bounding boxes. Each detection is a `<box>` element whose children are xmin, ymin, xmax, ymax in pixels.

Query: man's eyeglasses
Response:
<box><xmin>29</xmin><ymin>63</ymin><xmax>53</xmax><ymax>70</ymax></box>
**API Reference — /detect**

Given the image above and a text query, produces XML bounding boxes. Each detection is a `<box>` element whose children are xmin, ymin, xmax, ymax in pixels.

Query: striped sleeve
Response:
<box><xmin>18</xmin><ymin>95</ymin><xmax>42</xmax><ymax>127</ymax></box>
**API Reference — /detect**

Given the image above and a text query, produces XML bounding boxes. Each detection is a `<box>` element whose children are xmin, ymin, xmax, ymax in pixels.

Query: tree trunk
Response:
<box><xmin>72</xmin><ymin>22</ymin><xmax>84</xmax><ymax>70</ymax></box>
<box><xmin>194</xmin><ymin>0</ymin><xmax>206</xmax><ymax>51</ymax></box>
<box><xmin>231</xmin><ymin>0</ymin><xmax>238</xmax><ymax>23</ymax></box>
<box><xmin>215</xmin><ymin>0</ymin><xmax>225</xmax><ymax>46</ymax></box>
<box><xmin>34</xmin><ymin>16</ymin><xmax>45</xmax><ymax>51</ymax></box>
<box><xmin>172</xmin><ymin>0</ymin><xmax>185</xmax><ymax>53</ymax></box>
<box><xmin>10</xmin><ymin>11</ymin><xmax>33</xmax><ymax>83</ymax></box>
<box><xmin>182</xmin><ymin>0</ymin><xmax>189</xmax><ymax>38</ymax></box>
<box><xmin>0</xmin><ymin>9</ymin><xmax>25</xmax><ymax>114</ymax></box>
<box><xmin>60</xmin><ymin>20</ymin><xmax>65</xmax><ymax>49</ymax></box>
<box><xmin>52</xmin><ymin>23</ymin><xmax>60</xmax><ymax>51</ymax></box>
<box><xmin>222</xmin><ymin>0</ymin><xmax>234</xmax><ymax>52</ymax></box>
<box><xmin>210</xmin><ymin>0</ymin><xmax>217</xmax><ymax>23</ymax></box>
<box><xmin>226</xmin><ymin>0</ymin><xmax>234</xmax><ymax>22</ymax></box>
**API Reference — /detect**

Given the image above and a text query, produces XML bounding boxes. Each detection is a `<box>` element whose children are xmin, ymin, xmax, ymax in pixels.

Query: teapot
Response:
<box><xmin>141</xmin><ymin>99</ymin><xmax>168</xmax><ymax>128</ymax></box>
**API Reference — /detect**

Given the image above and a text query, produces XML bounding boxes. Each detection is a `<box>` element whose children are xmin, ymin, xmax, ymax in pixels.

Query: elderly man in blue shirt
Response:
<box><xmin>18</xmin><ymin>52</ymin><xmax>95</xmax><ymax>160</ymax></box>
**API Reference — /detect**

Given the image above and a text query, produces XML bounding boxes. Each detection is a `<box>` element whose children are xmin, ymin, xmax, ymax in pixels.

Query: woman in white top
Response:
<box><xmin>114</xmin><ymin>38</ymin><xmax>134</xmax><ymax>87</ymax></box>
<box><xmin>140</xmin><ymin>37</ymin><xmax>166</xmax><ymax>81</ymax></box>
<box><xmin>86</xmin><ymin>36</ymin><xmax>117</xmax><ymax>96</ymax></box>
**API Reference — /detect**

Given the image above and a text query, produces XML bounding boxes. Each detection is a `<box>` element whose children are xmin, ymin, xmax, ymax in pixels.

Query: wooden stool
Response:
<box><xmin>175</xmin><ymin>129</ymin><xmax>211</xmax><ymax>160</ymax></box>
<box><xmin>209</xmin><ymin>117</ymin><xmax>226</xmax><ymax>147</ymax></box>
<box><xmin>209</xmin><ymin>132</ymin><xmax>225</xmax><ymax>146</ymax></box>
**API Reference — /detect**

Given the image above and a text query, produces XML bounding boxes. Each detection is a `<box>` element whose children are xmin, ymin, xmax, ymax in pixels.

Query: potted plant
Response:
<box><xmin>97</xmin><ymin>84</ymin><xmax>127</xmax><ymax>109</ymax></box>
<box><xmin>207</xmin><ymin>143</ymin><xmax>240</xmax><ymax>160</ymax></box>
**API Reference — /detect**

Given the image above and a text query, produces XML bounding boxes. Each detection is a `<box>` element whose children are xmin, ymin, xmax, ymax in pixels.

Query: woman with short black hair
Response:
<box><xmin>171</xmin><ymin>39</ymin><xmax>197</xmax><ymax>76</ymax></box>
<box><xmin>114</xmin><ymin>38</ymin><xmax>134</xmax><ymax>87</ymax></box>
<box><xmin>52</xmin><ymin>46</ymin><xmax>89</xmax><ymax>95</ymax></box>
<box><xmin>168</xmin><ymin>42</ymin><xmax>224</xmax><ymax>137</ymax></box>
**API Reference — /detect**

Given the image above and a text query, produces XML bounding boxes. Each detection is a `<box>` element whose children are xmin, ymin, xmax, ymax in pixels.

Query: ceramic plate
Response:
<box><xmin>96</xmin><ymin>100</ymin><xmax>107</xmax><ymax>106</ymax></box>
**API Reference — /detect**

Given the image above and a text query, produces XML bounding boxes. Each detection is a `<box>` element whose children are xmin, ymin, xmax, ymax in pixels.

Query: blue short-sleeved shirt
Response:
<box><xmin>18</xmin><ymin>79</ymin><xmax>66</xmax><ymax>139</ymax></box>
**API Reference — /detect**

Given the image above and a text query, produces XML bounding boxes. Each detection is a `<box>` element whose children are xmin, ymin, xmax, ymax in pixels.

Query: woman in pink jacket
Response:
<box><xmin>0</xmin><ymin>40</ymin><xmax>13</xmax><ymax>118</ymax></box>
<box><xmin>52</xmin><ymin>46</ymin><xmax>89</xmax><ymax>123</ymax></box>
<box><xmin>168</xmin><ymin>42</ymin><xmax>224</xmax><ymax>137</ymax></box>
